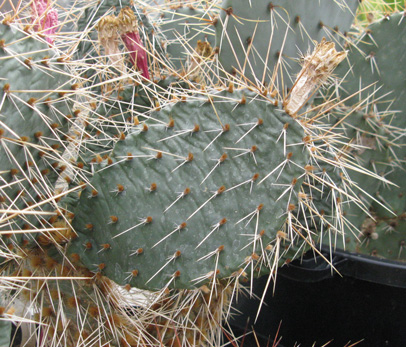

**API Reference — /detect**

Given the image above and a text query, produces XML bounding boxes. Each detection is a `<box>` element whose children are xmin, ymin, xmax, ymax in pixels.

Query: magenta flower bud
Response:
<box><xmin>120</xmin><ymin>32</ymin><xmax>150</xmax><ymax>79</ymax></box>
<box><xmin>31</xmin><ymin>0</ymin><xmax>59</xmax><ymax>44</ymax></box>
<box><xmin>118</xmin><ymin>8</ymin><xmax>150</xmax><ymax>80</ymax></box>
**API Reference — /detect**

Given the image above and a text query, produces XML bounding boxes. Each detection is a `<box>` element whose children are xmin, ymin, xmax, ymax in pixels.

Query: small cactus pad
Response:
<box><xmin>70</xmin><ymin>89</ymin><xmax>310</xmax><ymax>290</ymax></box>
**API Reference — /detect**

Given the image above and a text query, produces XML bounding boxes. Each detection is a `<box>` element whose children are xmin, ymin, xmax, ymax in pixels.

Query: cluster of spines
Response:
<box><xmin>0</xmin><ymin>21</ymin><xmax>85</xmax><ymax>261</ymax></box>
<box><xmin>213</xmin><ymin>0</ymin><xmax>359</xmax><ymax>92</ymax></box>
<box><xmin>2</xmin><ymin>243</ymin><xmax>238</xmax><ymax>346</ymax></box>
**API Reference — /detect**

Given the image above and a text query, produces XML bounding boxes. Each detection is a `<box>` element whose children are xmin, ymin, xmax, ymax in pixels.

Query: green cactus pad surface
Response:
<box><xmin>365</xmin><ymin>219</ymin><xmax>406</xmax><ymax>262</ymax></box>
<box><xmin>332</xmin><ymin>217</ymin><xmax>406</xmax><ymax>262</ymax></box>
<box><xmin>373</xmin><ymin>169</ymin><xmax>406</xmax><ymax>219</ymax></box>
<box><xmin>319</xmin><ymin>12</ymin><xmax>406</xmax><ymax>260</ymax></box>
<box><xmin>0</xmin><ymin>24</ymin><xmax>72</xmax><ymax>240</ymax></box>
<box><xmin>333</xmin><ymin>12</ymin><xmax>406</xmax><ymax>219</ymax></box>
<box><xmin>215</xmin><ymin>0</ymin><xmax>358</xmax><ymax>86</ymax></box>
<box><xmin>334</xmin><ymin>12</ymin><xmax>406</xmax><ymax>129</ymax></box>
<box><xmin>0</xmin><ymin>318</ymin><xmax>11</xmax><ymax>347</ymax></box>
<box><xmin>160</xmin><ymin>6</ymin><xmax>216</xmax><ymax>71</ymax></box>
<box><xmin>70</xmin><ymin>89</ymin><xmax>310</xmax><ymax>290</ymax></box>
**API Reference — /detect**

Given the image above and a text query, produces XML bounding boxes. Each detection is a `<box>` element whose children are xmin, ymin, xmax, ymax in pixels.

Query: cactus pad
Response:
<box><xmin>319</xmin><ymin>12</ymin><xmax>406</xmax><ymax>260</ymax></box>
<box><xmin>0</xmin><ymin>23</ymin><xmax>73</xmax><ymax>244</ymax></box>
<box><xmin>69</xmin><ymin>89</ymin><xmax>310</xmax><ymax>290</ymax></box>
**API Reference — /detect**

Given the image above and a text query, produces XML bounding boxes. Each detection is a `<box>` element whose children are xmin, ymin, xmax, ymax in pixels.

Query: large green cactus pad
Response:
<box><xmin>215</xmin><ymin>0</ymin><xmax>358</xmax><ymax>86</ymax></box>
<box><xmin>69</xmin><ymin>89</ymin><xmax>310</xmax><ymax>290</ymax></box>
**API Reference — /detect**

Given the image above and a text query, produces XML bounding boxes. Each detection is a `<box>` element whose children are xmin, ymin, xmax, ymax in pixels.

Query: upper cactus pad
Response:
<box><xmin>215</xmin><ymin>0</ymin><xmax>358</xmax><ymax>87</ymax></box>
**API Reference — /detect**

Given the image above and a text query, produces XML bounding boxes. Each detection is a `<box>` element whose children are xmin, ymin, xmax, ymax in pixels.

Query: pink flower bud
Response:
<box><xmin>121</xmin><ymin>32</ymin><xmax>150</xmax><ymax>79</ymax></box>
<box><xmin>118</xmin><ymin>8</ymin><xmax>150</xmax><ymax>80</ymax></box>
<box><xmin>31</xmin><ymin>0</ymin><xmax>59</xmax><ymax>44</ymax></box>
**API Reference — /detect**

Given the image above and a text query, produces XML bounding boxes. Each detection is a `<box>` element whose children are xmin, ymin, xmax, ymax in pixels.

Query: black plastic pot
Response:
<box><xmin>229</xmin><ymin>250</ymin><xmax>406</xmax><ymax>347</ymax></box>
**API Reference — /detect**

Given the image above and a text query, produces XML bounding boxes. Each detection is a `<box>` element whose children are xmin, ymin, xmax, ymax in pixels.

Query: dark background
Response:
<box><xmin>229</xmin><ymin>254</ymin><xmax>406</xmax><ymax>347</ymax></box>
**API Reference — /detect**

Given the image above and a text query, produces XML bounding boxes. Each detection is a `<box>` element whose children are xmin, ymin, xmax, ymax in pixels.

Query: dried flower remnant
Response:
<box><xmin>284</xmin><ymin>38</ymin><xmax>347</xmax><ymax>116</ymax></box>
<box><xmin>195</xmin><ymin>40</ymin><xmax>214</xmax><ymax>61</ymax></box>
<box><xmin>117</xmin><ymin>7</ymin><xmax>150</xmax><ymax>80</ymax></box>
<box><xmin>97</xmin><ymin>15</ymin><xmax>125</xmax><ymax>71</ymax></box>
<box><xmin>188</xmin><ymin>40</ymin><xmax>214</xmax><ymax>78</ymax></box>
<box><xmin>31</xmin><ymin>0</ymin><xmax>59</xmax><ymax>44</ymax></box>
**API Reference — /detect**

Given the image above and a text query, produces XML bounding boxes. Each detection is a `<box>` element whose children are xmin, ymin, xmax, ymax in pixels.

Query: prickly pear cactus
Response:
<box><xmin>4</xmin><ymin>1</ymin><xmax>406</xmax><ymax>346</ymax></box>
